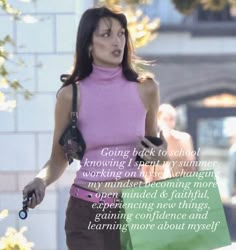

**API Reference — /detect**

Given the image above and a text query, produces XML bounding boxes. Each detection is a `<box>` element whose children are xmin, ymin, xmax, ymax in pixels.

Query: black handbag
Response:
<box><xmin>59</xmin><ymin>83</ymin><xmax>86</xmax><ymax>164</ymax></box>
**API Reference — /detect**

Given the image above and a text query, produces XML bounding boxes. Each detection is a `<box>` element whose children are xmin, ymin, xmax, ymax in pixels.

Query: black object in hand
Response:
<box><xmin>19</xmin><ymin>191</ymin><xmax>34</xmax><ymax>220</ymax></box>
<box><xmin>136</xmin><ymin>136</ymin><xmax>163</xmax><ymax>164</ymax></box>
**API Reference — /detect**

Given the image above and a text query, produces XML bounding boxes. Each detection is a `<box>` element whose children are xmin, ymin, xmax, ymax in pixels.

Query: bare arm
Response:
<box><xmin>23</xmin><ymin>84</ymin><xmax>75</xmax><ymax>207</ymax></box>
<box><xmin>137</xmin><ymin>79</ymin><xmax>168</xmax><ymax>182</ymax></box>
<box><xmin>35</xmin><ymin>86</ymin><xmax>73</xmax><ymax>185</ymax></box>
<box><xmin>138</xmin><ymin>79</ymin><xmax>167</xmax><ymax>158</ymax></box>
<box><xmin>144</xmin><ymin>79</ymin><xmax>159</xmax><ymax>136</ymax></box>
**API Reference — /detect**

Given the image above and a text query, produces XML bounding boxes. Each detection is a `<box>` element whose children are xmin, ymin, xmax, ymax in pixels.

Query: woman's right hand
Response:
<box><xmin>22</xmin><ymin>177</ymin><xmax>46</xmax><ymax>209</ymax></box>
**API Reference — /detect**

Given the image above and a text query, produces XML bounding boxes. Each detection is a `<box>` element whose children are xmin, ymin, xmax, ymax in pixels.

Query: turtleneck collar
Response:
<box><xmin>89</xmin><ymin>63</ymin><xmax>123</xmax><ymax>82</ymax></box>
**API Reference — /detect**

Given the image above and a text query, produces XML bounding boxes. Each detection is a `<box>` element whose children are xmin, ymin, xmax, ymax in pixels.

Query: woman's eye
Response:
<box><xmin>102</xmin><ymin>32</ymin><xmax>110</xmax><ymax>37</ymax></box>
<box><xmin>119</xmin><ymin>31</ymin><xmax>125</xmax><ymax>36</ymax></box>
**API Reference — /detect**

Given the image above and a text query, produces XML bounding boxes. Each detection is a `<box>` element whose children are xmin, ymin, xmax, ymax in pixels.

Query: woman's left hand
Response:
<box><xmin>136</xmin><ymin>131</ymin><xmax>168</xmax><ymax>164</ymax></box>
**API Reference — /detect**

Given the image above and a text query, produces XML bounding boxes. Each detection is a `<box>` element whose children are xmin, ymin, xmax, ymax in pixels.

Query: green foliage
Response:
<box><xmin>172</xmin><ymin>0</ymin><xmax>236</xmax><ymax>14</ymax></box>
<box><xmin>99</xmin><ymin>0</ymin><xmax>152</xmax><ymax>6</ymax></box>
<box><xmin>0</xmin><ymin>209</ymin><xmax>34</xmax><ymax>249</ymax></box>
<box><xmin>98</xmin><ymin>0</ymin><xmax>159</xmax><ymax>48</ymax></box>
<box><xmin>124</xmin><ymin>0</ymin><xmax>151</xmax><ymax>4</ymax></box>
<box><xmin>0</xmin><ymin>0</ymin><xmax>33</xmax><ymax>111</ymax></box>
<box><xmin>0</xmin><ymin>0</ymin><xmax>20</xmax><ymax>17</ymax></box>
<box><xmin>172</xmin><ymin>0</ymin><xmax>199</xmax><ymax>15</ymax></box>
<box><xmin>200</xmin><ymin>0</ymin><xmax>228</xmax><ymax>11</ymax></box>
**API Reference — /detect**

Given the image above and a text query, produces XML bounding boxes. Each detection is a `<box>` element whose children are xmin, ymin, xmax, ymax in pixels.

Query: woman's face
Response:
<box><xmin>90</xmin><ymin>17</ymin><xmax>126</xmax><ymax>68</ymax></box>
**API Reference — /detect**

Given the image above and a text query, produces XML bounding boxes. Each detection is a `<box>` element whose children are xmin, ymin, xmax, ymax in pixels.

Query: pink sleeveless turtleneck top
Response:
<box><xmin>74</xmin><ymin>64</ymin><xmax>146</xmax><ymax>185</ymax></box>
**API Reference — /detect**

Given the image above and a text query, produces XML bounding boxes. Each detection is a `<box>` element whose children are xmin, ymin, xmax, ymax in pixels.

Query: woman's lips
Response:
<box><xmin>112</xmin><ymin>49</ymin><xmax>122</xmax><ymax>57</ymax></box>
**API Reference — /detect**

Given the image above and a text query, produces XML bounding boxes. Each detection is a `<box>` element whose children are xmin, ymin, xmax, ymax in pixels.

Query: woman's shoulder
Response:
<box><xmin>138</xmin><ymin>76</ymin><xmax>159</xmax><ymax>97</ymax></box>
<box><xmin>56</xmin><ymin>83</ymin><xmax>81</xmax><ymax>112</ymax></box>
<box><xmin>57</xmin><ymin>84</ymin><xmax>72</xmax><ymax>100</ymax></box>
<box><xmin>57</xmin><ymin>84</ymin><xmax>78</xmax><ymax>102</ymax></box>
<box><xmin>136</xmin><ymin>76</ymin><xmax>159</xmax><ymax>110</ymax></box>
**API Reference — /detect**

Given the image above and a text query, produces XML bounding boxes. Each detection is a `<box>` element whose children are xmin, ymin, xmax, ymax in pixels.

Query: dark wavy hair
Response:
<box><xmin>60</xmin><ymin>6</ymin><xmax>141</xmax><ymax>88</ymax></box>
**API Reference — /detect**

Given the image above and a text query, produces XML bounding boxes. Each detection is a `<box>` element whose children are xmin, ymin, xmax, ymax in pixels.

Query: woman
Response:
<box><xmin>23</xmin><ymin>6</ymin><xmax>167</xmax><ymax>250</ymax></box>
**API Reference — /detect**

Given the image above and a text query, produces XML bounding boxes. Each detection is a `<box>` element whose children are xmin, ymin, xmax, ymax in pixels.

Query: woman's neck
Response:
<box><xmin>88</xmin><ymin>63</ymin><xmax>123</xmax><ymax>82</ymax></box>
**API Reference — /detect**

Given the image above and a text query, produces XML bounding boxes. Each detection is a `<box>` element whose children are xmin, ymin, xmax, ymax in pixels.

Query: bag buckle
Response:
<box><xmin>71</xmin><ymin>112</ymin><xmax>77</xmax><ymax>118</ymax></box>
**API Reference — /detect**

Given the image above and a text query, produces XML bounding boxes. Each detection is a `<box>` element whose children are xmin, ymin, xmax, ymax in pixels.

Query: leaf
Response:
<box><xmin>10</xmin><ymin>80</ymin><xmax>21</xmax><ymax>90</ymax></box>
<box><xmin>0</xmin><ymin>77</ymin><xmax>9</xmax><ymax>88</ymax></box>
<box><xmin>0</xmin><ymin>0</ymin><xmax>33</xmax><ymax>111</ymax></box>
<box><xmin>0</xmin><ymin>65</ymin><xmax>8</xmax><ymax>76</ymax></box>
<box><xmin>172</xmin><ymin>0</ymin><xmax>199</xmax><ymax>15</ymax></box>
<box><xmin>0</xmin><ymin>209</ymin><xmax>8</xmax><ymax>220</ymax></box>
<box><xmin>200</xmin><ymin>0</ymin><xmax>228</xmax><ymax>11</ymax></box>
<box><xmin>0</xmin><ymin>0</ymin><xmax>21</xmax><ymax>17</ymax></box>
<box><xmin>0</xmin><ymin>91</ymin><xmax>6</xmax><ymax>103</ymax></box>
<box><xmin>24</xmin><ymin>90</ymin><xmax>33</xmax><ymax>99</ymax></box>
<box><xmin>0</xmin><ymin>56</ymin><xmax>5</xmax><ymax>67</ymax></box>
<box><xmin>4</xmin><ymin>35</ymin><xmax>12</xmax><ymax>43</ymax></box>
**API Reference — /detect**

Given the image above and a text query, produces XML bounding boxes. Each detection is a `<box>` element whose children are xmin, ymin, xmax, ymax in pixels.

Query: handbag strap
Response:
<box><xmin>71</xmin><ymin>83</ymin><xmax>78</xmax><ymax>137</ymax></box>
<box><xmin>72</xmin><ymin>83</ymin><xmax>77</xmax><ymax>114</ymax></box>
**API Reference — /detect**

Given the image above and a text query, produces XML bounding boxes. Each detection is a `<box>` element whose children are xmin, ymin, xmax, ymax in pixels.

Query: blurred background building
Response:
<box><xmin>0</xmin><ymin>0</ymin><xmax>236</xmax><ymax>249</ymax></box>
<box><xmin>136</xmin><ymin>0</ymin><xmax>236</xmax><ymax>199</ymax></box>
